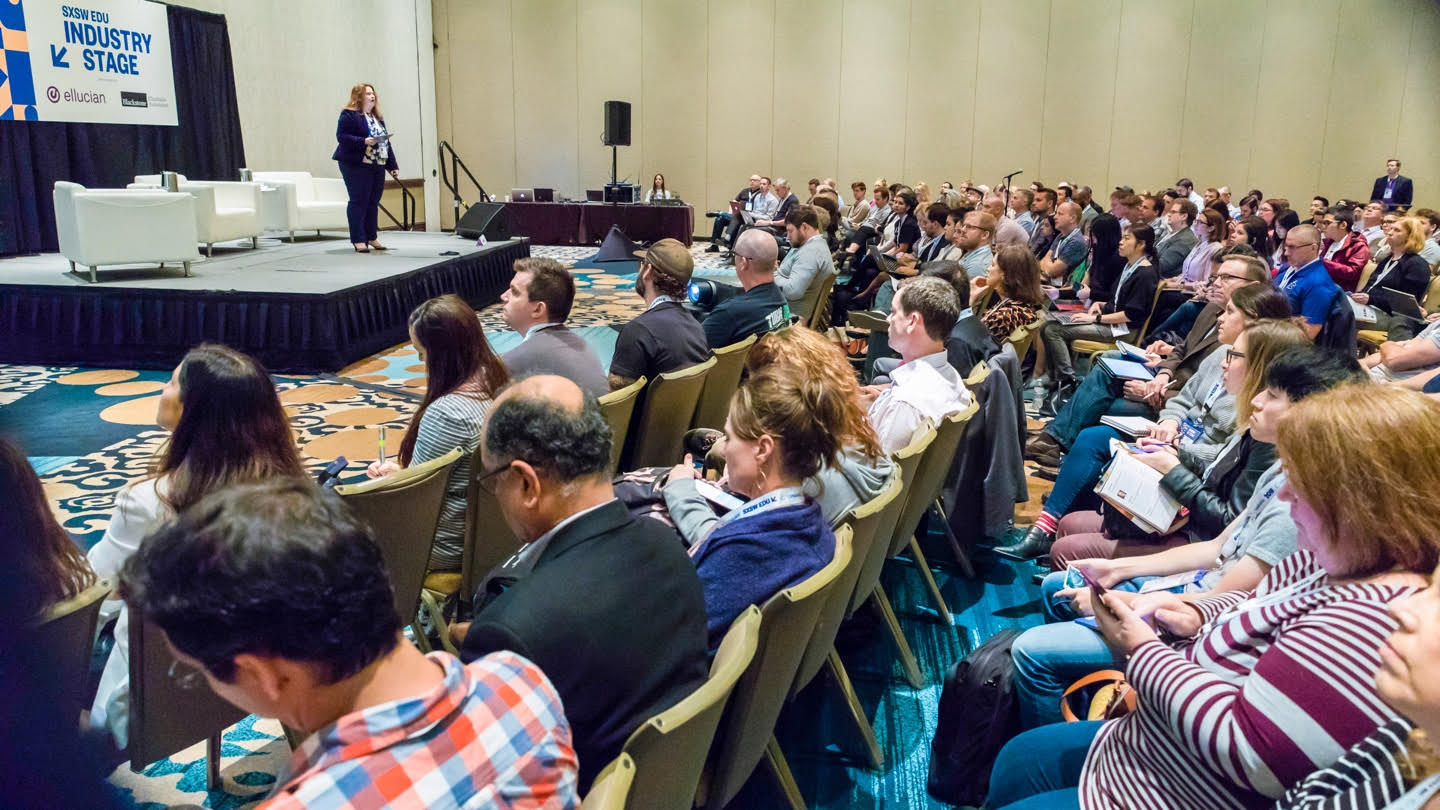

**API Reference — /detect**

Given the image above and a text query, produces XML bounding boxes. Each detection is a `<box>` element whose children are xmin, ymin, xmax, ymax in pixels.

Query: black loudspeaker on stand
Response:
<box><xmin>603</xmin><ymin>100</ymin><xmax>631</xmax><ymax>146</ymax></box>
<box><xmin>456</xmin><ymin>202</ymin><xmax>512</xmax><ymax>241</ymax></box>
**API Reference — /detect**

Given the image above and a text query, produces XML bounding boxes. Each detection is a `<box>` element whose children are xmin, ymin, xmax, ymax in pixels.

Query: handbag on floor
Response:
<box><xmin>926</xmin><ymin>629</ymin><xmax>1022</xmax><ymax>806</ymax></box>
<box><xmin>1060</xmin><ymin>669</ymin><xmax>1137</xmax><ymax>722</ymax></box>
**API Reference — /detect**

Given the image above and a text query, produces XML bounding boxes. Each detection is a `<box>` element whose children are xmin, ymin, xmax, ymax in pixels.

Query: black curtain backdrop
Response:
<box><xmin>0</xmin><ymin>5</ymin><xmax>244</xmax><ymax>256</ymax></box>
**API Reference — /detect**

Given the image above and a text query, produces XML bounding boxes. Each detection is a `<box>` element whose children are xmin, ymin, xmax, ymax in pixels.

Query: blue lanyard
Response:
<box><xmin>713</xmin><ymin>486</ymin><xmax>806</xmax><ymax>530</ymax></box>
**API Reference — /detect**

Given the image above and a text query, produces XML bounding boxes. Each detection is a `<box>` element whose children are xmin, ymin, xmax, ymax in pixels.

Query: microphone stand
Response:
<box><xmin>1000</xmin><ymin>169</ymin><xmax>1023</xmax><ymax>216</ymax></box>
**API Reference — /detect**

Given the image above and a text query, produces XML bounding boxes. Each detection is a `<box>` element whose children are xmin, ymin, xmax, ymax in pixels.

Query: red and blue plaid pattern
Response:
<box><xmin>262</xmin><ymin>651</ymin><xmax>578</xmax><ymax>809</ymax></box>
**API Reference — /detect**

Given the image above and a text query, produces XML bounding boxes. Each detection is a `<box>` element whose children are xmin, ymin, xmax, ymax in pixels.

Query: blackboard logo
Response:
<box><xmin>46</xmin><ymin>86</ymin><xmax>61</xmax><ymax>103</ymax></box>
<box><xmin>120</xmin><ymin>91</ymin><xmax>149</xmax><ymax>108</ymax></box>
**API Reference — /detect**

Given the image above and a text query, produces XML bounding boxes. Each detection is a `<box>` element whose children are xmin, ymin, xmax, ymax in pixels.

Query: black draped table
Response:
<box><xmin>502</xmin><ymin>202</ymin><xmax>695</xmax><ymax>246</ymax></box>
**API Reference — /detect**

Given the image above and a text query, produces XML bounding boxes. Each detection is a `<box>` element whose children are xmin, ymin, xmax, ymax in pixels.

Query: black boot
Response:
<box><xmin>992</xmin><ymin>525</ymin><xmax>1055</xmax><ymax>561</ymax></box>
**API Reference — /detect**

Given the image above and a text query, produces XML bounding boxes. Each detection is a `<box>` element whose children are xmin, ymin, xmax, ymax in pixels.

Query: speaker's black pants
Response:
<box><xmin>339</xmin><ymin>161</ymin><xmax>385</xmax><ymax>244</ymax></box>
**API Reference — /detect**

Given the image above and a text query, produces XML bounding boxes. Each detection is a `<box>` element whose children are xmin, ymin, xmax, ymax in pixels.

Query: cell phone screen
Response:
<box><xmin>1077</xmin><ymin>566</ymin><xmax>1107</xmax><ymax>598</ymax></box>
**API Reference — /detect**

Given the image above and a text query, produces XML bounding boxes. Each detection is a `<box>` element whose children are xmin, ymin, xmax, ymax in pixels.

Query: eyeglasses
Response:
<box><xmin>1283</xmin><ymin>242</ymin><xmax>1317</xmax><ymax>250</ymax></box>
<box><xmin>1224</xmin><ymin>348</ymin><xmax>1247</xmax><ymax>363</ymax></box>
<box><xmin>959</xmin><ymin>223</ymin><xmax>993</xmax><ymax>233</ymax></box>
<box><xmin>477</xmin><ymin>463</ymin><xmax>513</xmax><ymax>495</ymax></box>
<box><xmin>168</xmin><ymin>658</ymin><xmax>206</xmax><ymax>691</ymax></box>
<box><xmin>1213</xmin><ymin>272</ymin><xmax>1250</xmax><ymax>283</ymax></box>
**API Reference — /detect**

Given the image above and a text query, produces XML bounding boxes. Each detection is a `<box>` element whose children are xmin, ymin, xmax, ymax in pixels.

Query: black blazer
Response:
<box><xmin>331</xmin><ymin>108</ymin><xmax>399</xmax><ymax>171</ymax></box>
<box><xmin>1161</xmin><ymin>434</ymin><xmax>1275</xmax><ymax>539</ymax></box>
<box><xmin>1362</xmin><ymin>251</ymin><xmax>1430</xmax><ymax>308</ymax></box>
<box><xmin>1104</xmin><ymin>261</ymin><xmax>1160</xmax><ymax>327</ymax></box>
<box><xmin>947</xmin><ymin>314</ymin><xmax>998</xmax><ymax>375</ymax></box>
<box><xmin>460</xmin><ymin>499</ymin><xmax>710</xmax><ymax>791</ymax></box>
<box><xmin>1370</xmin><ymin>175</ymin><xmax>1413</xmax><ymax>210</ymax></box>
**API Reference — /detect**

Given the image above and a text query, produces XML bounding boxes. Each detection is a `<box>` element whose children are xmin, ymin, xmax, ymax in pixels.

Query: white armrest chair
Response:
<box><xmin>130</xmin><ymin>173</ymin><xmax>187</xmax><ymax>187</ymax></box>
<box><xmin>177</xmin><ymin>181</ymin><xmax>263</xmax><ymax>255</ymax></box>
<box><xmin>53</xmin><ymin>181</ymin><xmax>201</xmax><ymax>283</ymax></box>
<box><xmin>249</xmin><ymin>171</ymin><xmax>349</xmax><ymax>240</ymax></box>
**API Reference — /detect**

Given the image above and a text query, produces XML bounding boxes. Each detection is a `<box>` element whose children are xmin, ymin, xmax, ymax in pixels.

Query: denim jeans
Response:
<box><xmin>1012</xmin><ymin>608</ymin><xmax>1126</xmax><ymax>728</ymax></box>
<box><xmin>1047</xmin><ymin>361</ymin><xmax>1155</xmax><ymax>449</ymax></box>
<box><xmin>1039</xmin><ymin>569</ymin><xmax>1158</xmax><ymax>622</ymax></box>
<box><xmin>987</xmin><ymin>721</ymin><xmax>1102</xmax><ymax>809</ymax></box>
<box><xmin>1041</xmin><ymin>424</ymin><xmax>1120</xmax><ymax>519</ymax></box>
<box><xmin>1150</xmin><ymin>298</ymin><xmax>1204</xmax><ymax>340</ymax></box>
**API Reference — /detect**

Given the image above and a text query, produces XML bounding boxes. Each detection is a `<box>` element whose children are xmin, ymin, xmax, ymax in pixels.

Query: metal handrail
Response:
<box><xmin>438</xmin><ymin>140</ymin><xmax>488</xmax><ymax>228</ymax></box>
<box><xmin>379</xmin><ymin>179</ymin><xmax>417</xmax><ymax>231</ymax></box>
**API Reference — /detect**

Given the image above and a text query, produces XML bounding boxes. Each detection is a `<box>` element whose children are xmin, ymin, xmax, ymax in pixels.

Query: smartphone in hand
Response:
<box><xmin>1077</xmin><ymin>566</ymin><xmax>1115</xmax><ymax>614</ymax></box>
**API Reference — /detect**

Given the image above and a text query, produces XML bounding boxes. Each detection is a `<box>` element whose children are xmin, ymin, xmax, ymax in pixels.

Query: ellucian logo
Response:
<box><xmin>120</xmin><ymin>91</ymin><xmax>149</xmax><ymax>108</ymax></box>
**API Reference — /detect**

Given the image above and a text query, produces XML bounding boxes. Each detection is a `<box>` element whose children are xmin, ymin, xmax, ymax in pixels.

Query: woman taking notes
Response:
<box><xmin>333</xmin><ymin>82</ymin><xmax>399</xmax><ymax>253</ymax></box>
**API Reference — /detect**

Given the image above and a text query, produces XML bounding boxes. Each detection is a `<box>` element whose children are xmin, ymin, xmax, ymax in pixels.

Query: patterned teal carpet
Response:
<box><xmin>1</xmin><ymin>241</ymin><xmax>1046</xmax><ymax>808</ymax></box>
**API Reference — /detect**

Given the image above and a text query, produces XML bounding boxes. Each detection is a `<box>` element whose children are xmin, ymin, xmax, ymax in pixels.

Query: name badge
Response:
<box><xmin>1177</xmin><ymin>418</ymin><xmax>1204</xmax><ymax>446</ymax></box>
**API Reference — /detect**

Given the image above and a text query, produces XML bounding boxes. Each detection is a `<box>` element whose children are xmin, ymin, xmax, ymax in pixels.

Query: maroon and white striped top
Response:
<box><xmin>1079</xmin><ymin>551</ymin><xmax>1419</xmax><ymax>810</ymax></box>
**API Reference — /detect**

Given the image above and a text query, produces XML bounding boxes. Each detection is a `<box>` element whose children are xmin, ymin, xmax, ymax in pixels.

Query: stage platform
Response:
<box><xmin>0</xmin><ymin>232</ymin><xmax>528</xmax><ymax>373</ymax></box>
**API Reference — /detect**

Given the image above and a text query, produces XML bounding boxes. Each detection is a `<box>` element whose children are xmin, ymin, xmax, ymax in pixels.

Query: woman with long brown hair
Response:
<box><xmin>368</xmin><ymin>294</ymin><xmax>508</xmax><ymax>571</ymax></box>
<box><xmin>89</xmin><ymin>343</ymin><xmax>306</xmax><ymax>747</ymax></box>
<box><xmin>975</xmin><ymin>244</ymin><xmax>1047</xmax><ymax>342</ymax></box>
<box><xmin>0</xmin><ymin>437</ymin><xmax>96</xmax><ymax>616</ymax></box>
<box><xmin>333</xmin><ymin>82</ymin><xmax>400</xmax><ymax>253</ymax></box>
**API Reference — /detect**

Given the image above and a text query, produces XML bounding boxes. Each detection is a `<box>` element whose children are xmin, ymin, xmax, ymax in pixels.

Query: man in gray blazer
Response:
<box><xmin>1155</xmin><ymin>198</ymin><xmax>1198</xmax><ymax>279</ymax></box>
<box><xmin>498</xmin><ymin>257</ymin><xmax>609</xmax><ymax>397</ymax></box>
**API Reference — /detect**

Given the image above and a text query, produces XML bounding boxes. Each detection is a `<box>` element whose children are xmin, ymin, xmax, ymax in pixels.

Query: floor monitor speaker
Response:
<box><xmin>455</xmin><ymin>202</ymin><xmax>512</xmax><ymax>241</ymax></box>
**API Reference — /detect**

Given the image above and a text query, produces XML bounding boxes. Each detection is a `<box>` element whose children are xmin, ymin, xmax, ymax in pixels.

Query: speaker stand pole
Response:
<box><xmin>610</xmin><ymin>145</ymin><xmax>619</xmax><ymax>197</ymax></box>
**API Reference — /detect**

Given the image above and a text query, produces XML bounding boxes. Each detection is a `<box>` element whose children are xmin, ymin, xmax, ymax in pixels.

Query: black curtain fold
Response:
<box><xmin>0</xmin><ymin>5</ymin><xmax>244</xmax><ymax>256</ymax></box>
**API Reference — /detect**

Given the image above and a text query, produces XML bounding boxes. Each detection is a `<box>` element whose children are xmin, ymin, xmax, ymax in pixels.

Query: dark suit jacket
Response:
<box><xmin>1370</xmin><ymin>175</ymin><xmax>1413</xmax><ymax>210</ymax></box>
<box><xmin>460</xmin><ymin>499</ymin><xmax>710</xmax><ymax>791</ymax></box>
<box><xmin>1156</xmin><ymin>227</ymin><xmax>1197</xmax><ymax>279</ymax></box>
<box><xmin>1362</xmin><ymin>252</ymin><xmax>1431</xmax><ymax>307</ymax></box>
<box><xmin>947</xmin><ymin>314</ymin><xmax>998</xmax><ymax>375</ymax></box>
<box><xmin>331</xmin><ymin>109</ymin><xmax>399</xmax><ymax>170</ymax></box>
<box><xmin>1157</xmin><ymin>302</ymin><xmax>1222</xmax><ymax>389</ymax></box>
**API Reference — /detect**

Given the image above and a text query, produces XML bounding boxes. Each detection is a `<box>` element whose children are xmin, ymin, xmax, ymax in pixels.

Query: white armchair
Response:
<box><xmin>130</xmin><ymin>173</ymin><xmax>188</xmax><ymax>187</ymax></box>
<box><xmin>177</xmin><ymin>181</ymin><xmax>263</xmax><ymax>255</ymax></box>
<box><xmin>249</xmin><ymin>171</ymin><xmax>348</xmax><ymax>240</ymax></box>
<box><xmin>53</xmin><ymin>181</ymin><xmax>201</xmax><ymax>283</ymax></box>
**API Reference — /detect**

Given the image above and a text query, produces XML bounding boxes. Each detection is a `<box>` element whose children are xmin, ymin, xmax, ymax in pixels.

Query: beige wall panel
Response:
<box><xmin>1175</xmin><ymin>0</ymin><xmax>1266</xmax><ymax>195</ymax></box>
<box><xmin>642</xmin><ymin>0</ymin><xmax>709</xmax><ymax>220</ymax></box>
<box><xmin>1317</xmin><ymin>1</ymin><xmax>1410</xmax><ymax>201</ymax></box>
<box><xmin>1394</xmin><ymin>0</ymin><xmax>1440</xmax><ymax>208</ymax></box>
<box><xmin>835</xmin><ymin>0</ymin><xmax>911</xmax><ymax>188</ymax></box>
<box><xmin>705</xmin><ymin>0</ymin><xmax>774</xmax><ymax>213</ymax></box>
<box><xmin>1247</xmin><ymin>0</ymin><xmax>1340</xmax><ymax>199</ymax></box>
<box><xmin>901</xmin><ymin>0</ymin><xmax>980</xmax><ymax>190</ymax></box>
<box><xmin>577</xmin><ymin>0</ymin><xmax>644</xmax><ymax>196</ymax></box>
<box><xmin>772</xmin><ymin>0</ymin><xmax>845</xmax><ymax>193</ymax></box>
<box><xmin>1037</xmin><ymin>0</ymin><xmax>1120</xmax><ymax>188</ymax></box>
<box><xmin>435</xmin><ymin>0</ymin><xmax>517</xmax><ymax>224</ymax></box>
<box><xmin>512</xmin><ymin>0</ymin><xmax>581</xmax><ymax>196</ymax></box>
<box><xmin>1105</xmin><ymin>0</ymin><xmax>1193</xmax><ymax>192</ymax></box>
<box><xmin>970</xmin><ymin>0</ymin><xmax>1049</xmax><ymax>188</ymax></box>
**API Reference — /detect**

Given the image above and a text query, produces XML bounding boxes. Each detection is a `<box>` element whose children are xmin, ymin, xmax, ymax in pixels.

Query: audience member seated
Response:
<box><xmin>844</xmin><ymin>189</ymin><xmax>920</xmax><ymax>309</ymax></box>
<box><xmin>1148</xmin><ymin>242</ymin><xmax>1263</xmax><ymax>345</ymax></box>
<box><xmin>707</xmin><ymin>174</ymin><xmax>762</xmax><ymax>252</ymax></box>
<box><xmin>499</xmin><ymin>257</ymin><xmax>609</xmax><ymax>398</ymax></box>
<box><xmin>1369</xmin><ymin>209</ymin><xmax>1404</xmax><ymax>266</ymax></box>
<box><xmin>2</xmin><ymin>436</ymin><xmax>97</xmax><ymax>617</ymax></box>
<box><xmin>1028</xmin><ymin>262</ymin><xmax>1280</xmax><ymax>464</ymax></box>
<box><xmin>1365</xmin><ymin>312</ymin><xmax>1440</xmax><ymax>383</ymax></box>
<box><xmin>1011</xmin><ymin>345</ymin><xmax>1361</xmax><ymax>730</ymax></box>
<box><xmin>1027</xmin><ymin>187</ymin><xmax>1059</xmax><ymax>257</ymax></box>
<box><xmin>975</xmin><ymin>244</ymin><xmax>1046</xmax><ymax>343</ymax></box>
<box><xmin>121</xmin><ymin>479</ymin><xmax>579</xmax><ymax>808</ymax></box>
<box><xmin>456</xmin><ymin>376</ymin><xmax>709</xmax><ymax>791</ymax></box>
<box><xmin>1009</xmin><ymin>188</ymin><xmax>1036</xmax><ymax>235</ymax></box>
<box><xmin>665</xmin><ymin>363</ymin><xmax>839</xmax><ymax>650</ymax></box>
<box><xmin>773</xmin><ymin>204</ymin><xmax>837</xmax><ymax>311</ymax></box>
<box><xmin>750</xmin><ymin>177</ymin><xmax>799</xmax><ymax>234</ymax></box>
<box><xmin>928</xmin><ymin>261</ymin><xmax>998</xmax><ymax>373</ymax></box>
<box><xmin>840</xmin><ymin>180</ymin><xmax>871</xmax><ymax>235</ymax></box>
<box><xmin>366</xmin><ymin>295</ymin><xmax>509</xmax><ymax>571</ymax></box>
<box><xmin>1232</xmin><ymin>215</ymin><xmax>1274</xmax><ymax>258</ymax></box>
<box><xmin>808</xmin><ymin>191</ymin><xmax>842</xmax><ymax>249</ymax></box>
<box><xmin>1415</xmin><ymin>206</ymin><xmax>1440</xmax><ymax>264</ymax></box>
<box><xmin>984</xmin><ymin>192</ymin><xmax>1031</xmax><ymax>249</ymax></box>
<box><xmin>1038</xmin><ymin>202</ymin><xmax>1087</xmax><ymax>285</ymax></box>
<box><xmin>1000</xmin><ymin>301</ymin><xmax>1278</xmax><ymax>561</ymax></box>
<box><xmin>877</xmin><ymin>209</ymin><xmax>992</xmax><ymax>315</ymax></box>
<box><xmin>88</xmin><ymin>344</ymin><xmax>306</xmax><ymax>749</ymax></box>
<box><xmin>908</xmin><ymin>202</ymin><xmax>963</xmax><ymax>265</ymax></box>
<box><xmin>1155</xmin><ymin>199</ymin><xmax>1198</xmax><ymax>278</ymax></box>
<box><xmin>1353</xmin><ymin>216</ymin><xmax>1432</xmax><ymax>342</ymax></box>
<box><xmin>1318</xmin><ymin>205</ymin><xmax>1370</xmax><ymax>291</ymax></box>
<box><xmin>1282</xmin><ymin>480</ymin><xmax>1440</xmax><ymax>807</ymax></box>
<box><xmin>1356</xmin><ymin>199</ymin><xmax>1387</xmax><ymax>249</ymax></box>
<box><xmin>862</xmin><ymin>276</ymin><xmax>973</xmax><ymax>453</ymax></box>
<box><xmin>987</xmin><ymin>383</ymin><xmax>1440</xmax><ymax>810</ymax></box>
<box><xmin>1275</xmin><ymin>225</ymin><xmax>1342</xmax><ymax>340</ymax></box>
<box><xmin>701</xmin><ymin>229</ymin><xmax>790</xmax><ymax>348</ymax></box>
<box><xmin>1042</xmin><ymin>319</ymin><xmax>1308</xmax><ymax>568</ymax></box>
<box><xmin>1039</xmin><ymin>224</ymin><xmax>1161</xmax><ymax>390</ymax></box>
<box><xmin>1079</xmin><ymin>214</ymin><xmax>1124</xmax><ymax>306</ymax></box>
<box><xmin>608</xmin><ymin>238</ymin><xmax>711</xmax><ymax>390</ymax></box>
<box><xmin>1270</xmin><ymin>209</ymin><xmax>1301</xmax><ymax>267</ymax></box>
<box><xmin>669</xmin><ymin>328</ymin><xmax>896</xmax><ymax>539</ymax></box>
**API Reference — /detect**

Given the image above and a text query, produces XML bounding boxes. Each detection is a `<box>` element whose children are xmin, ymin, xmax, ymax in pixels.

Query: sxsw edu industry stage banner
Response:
<box><xmin>0</xmin><ymin>0</ymin><xmax>177</xmax><ymax>125</ymax></box>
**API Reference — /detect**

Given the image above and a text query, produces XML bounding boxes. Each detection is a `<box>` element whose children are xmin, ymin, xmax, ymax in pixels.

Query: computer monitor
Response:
<box><xmin>510</xmin><ymin>188</ymin><xmax>535</xmax><ymax>202</ymax></box>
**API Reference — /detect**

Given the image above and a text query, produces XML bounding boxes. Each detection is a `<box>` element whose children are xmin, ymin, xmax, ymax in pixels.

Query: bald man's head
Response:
<box><xmin>734</xmin><ymin>229</ymin><xmax>778</xmax><ymax>287</ymax></box>
<box><xmin>1283</xmin><ymin>224</ymin><xmax>1321</xmax><ymax>266</ymax></box>
<box><xmin>483</xmin><ymin>375</ymin><xmax>610</xmax><ymax>481</ymax></box>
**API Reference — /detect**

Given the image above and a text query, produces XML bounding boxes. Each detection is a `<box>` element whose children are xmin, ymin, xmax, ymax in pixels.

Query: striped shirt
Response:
<box><xmin>413</xmin><ymin>392</ymin><xmax>491</xmax><ymax>570</ymax></box>
<box><xmin>263</xmin><ymin>651</ymin><xmax>578</xmax><ymax>809</ymax></box>
<box><xmin>1079</xmin><ymin>551</ymin><xmax>1419</xmax><ymax>809</ymax></box>
<box><xmin>1277</xmin><ymin>717</ymin><xmax>1440</xmax><ymax>810</ymax></box>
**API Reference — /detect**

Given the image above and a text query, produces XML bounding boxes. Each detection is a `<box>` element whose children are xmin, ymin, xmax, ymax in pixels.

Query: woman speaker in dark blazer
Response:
<box><xmin>333</xmin><ymin>83</ymin><xmax>399</xmax><ymax>253</ymax></box>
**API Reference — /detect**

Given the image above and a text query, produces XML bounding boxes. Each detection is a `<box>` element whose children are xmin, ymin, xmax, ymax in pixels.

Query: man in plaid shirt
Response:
<box><xmin>120</xmin><ymin>479</ymin><xmax>579</xmax><ymax>809</ymax></box>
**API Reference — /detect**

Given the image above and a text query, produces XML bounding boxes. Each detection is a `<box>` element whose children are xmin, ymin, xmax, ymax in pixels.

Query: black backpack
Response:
<box><xmin>926</xmin><ymin>629</ymin><xmax>1023</xmax><ymax>806</ymax></box>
